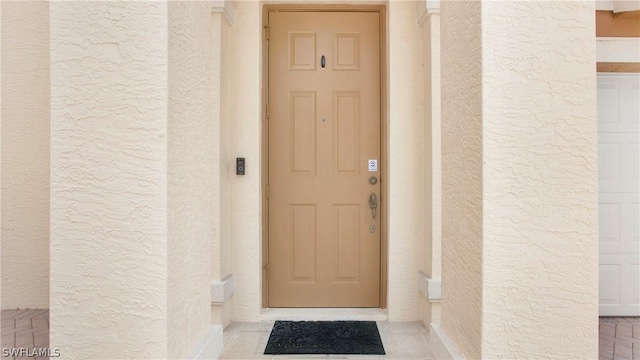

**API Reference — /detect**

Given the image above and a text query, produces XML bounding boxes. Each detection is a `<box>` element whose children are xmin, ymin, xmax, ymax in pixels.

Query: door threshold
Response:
<box><xmin>260</xmin><ymin>308</ymin><xmax>388</xmax><ymax>321</ymax></box>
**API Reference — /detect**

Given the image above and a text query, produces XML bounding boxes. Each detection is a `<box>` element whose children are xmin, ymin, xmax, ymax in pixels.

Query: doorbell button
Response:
<box><xmin>236</xmin><ymin>157</ymin><xmax>245</xmax><ymax>175</ymax></box>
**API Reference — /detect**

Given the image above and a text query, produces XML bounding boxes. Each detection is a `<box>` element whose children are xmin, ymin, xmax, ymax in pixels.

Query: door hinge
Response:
<box><xmin>264</xmin><ymin>25</ymin><xmax>270</xmax><ymax>41</ymax></box>
<box><xmin>266</xmin><ymin>184</ymin><xmax>270</xmax><ymax>199</ymax></box>
<box><xmin>264</xmin><ymin>264</ymin><xmax>271</xmax><ymax>278</ymax></box>
<box><xmin>266</xmin><ymin>104</ymin><xmax>270</xmax><ymax>119</ymax></box>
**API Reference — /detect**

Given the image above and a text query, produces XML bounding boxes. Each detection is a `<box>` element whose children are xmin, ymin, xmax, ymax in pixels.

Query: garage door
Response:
<box><xmin>598</xmin><ymin>73</ymin><xmax>640</xmax><ymax>316</ymax></box>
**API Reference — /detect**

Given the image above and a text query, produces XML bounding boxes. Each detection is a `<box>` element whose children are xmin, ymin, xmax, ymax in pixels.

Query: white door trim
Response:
<box><xmin>597</xmin><ymin>37</ymin><xmax>640</xmax><ymax>63</ymax></box>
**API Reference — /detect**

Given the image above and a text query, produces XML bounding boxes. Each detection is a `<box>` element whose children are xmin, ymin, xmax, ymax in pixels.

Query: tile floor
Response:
<box><xmin>599</xmin><ymin>317</ymin><xmax>640</xmax><ymax>360</ymax></box>
<box><xmin>220</xmin><ymin>321</ymin><xmax>434</xmax><ymax>360</ymax></box>
<box><xmin>2</xmin><ymin>310</ymin><xmax>639</xmax><ymax>360</ymax></box>
<box><xmin>1</xmin><ymin>309</ymin><xmax>50</xmax><ymax>360</ymax></box>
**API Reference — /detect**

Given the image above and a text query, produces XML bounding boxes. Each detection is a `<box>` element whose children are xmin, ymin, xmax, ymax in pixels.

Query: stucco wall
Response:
<box><xmin>167</xmin><ymin>2</ymin><xmax>214</xmax><ymax>358</ymax></box>
<box><xmin>481</xmin><ymin>2</ymin><xmax>598</xmax><ymax>358</ymax></box>
<box><xmin>211</xmin><ymin>10</ymin><xmax>233</xmax><ymax>327</ymax></box>
<box><xmin>49</xmin><ymin>2</ymin><xmax>169</xmax><ymax>357</ymax></box>
<box><xmin>419</xmin><ymin>11</ymin><xmax>441</xmax><ymax>327</ymax></box>
<box><xmin>440</xmin><ymin>1</ymin><xmax>484</xmax><ymax>358</ymax></box>
<box><xmin>1</xmin><ymin>0</ymin><xmax>50</xmax><ymax>309</ymax></box>
<box><xmin>211</xmin><ymin>13</ymin><xmax>232</xmax><ymax>285</ymax></box>
<box><xmin>220</xmin><ymin>15</ymin><xmax>233</xmax><ymax>291</ymax></box>
<box><xmin>386</xmin><ymin>0</ymin><xmax>425</xmax><ymax>321</ymax></box>
<box><xmin>229</xmin><ymin>0</ymin><xmax>263</xmax><ymax>321</ymax></box>
<box><xmin>441</xmin><ymin>1</ymin><xmax>598</xmax><ymax>359</ymax></box>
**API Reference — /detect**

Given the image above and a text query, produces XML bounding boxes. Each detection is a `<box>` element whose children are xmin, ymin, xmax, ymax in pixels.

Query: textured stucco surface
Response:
<box><xmin>419</xmin><ymin>11</ymin><xmax>441</xmax><ymax>327</ymax></box>
<box><xmin>386</xmin><ymin>0</ymin><xmax>425</xmax><ymax>321</ymax></box>
<box><xmin>440</xmin><ymin>1</ymin><xmax>484</xmax><ymax>358</ymax></box>
<box><xmin>1</xmin><ymin>1</ymin><xmax>50</xmax><ymax>309</ymax></box>
<box><xmin>49</xmin><ymin>2</ymin><xmax>169</xmax><ymax>357</ymax></box>
<box><xmin>210</xmin><ymin>13</ymin><xmax>231</xmax><ymax>281</ymax></box>
<box><xmin>211</xmin><ymin>10</ymin><xmax>233</xmax><ymax>328</ymax></box>
<box><xmin>220</xmin><ymin>12</ymin><xmax>233</xmax><ymax>291</ymax></box>
<box><xmin>441</xmin><ymin>1</ymin><xmax>598</xmax><ymax>359</ymax></box>
<box><xmin>167</xmin><ymin>2</ymin><xmax>214</xmax><ymax>358</ymax></box>
<box><xmin>51</xmin><ymin>2</ymin><xmax>217</xmax><ymax>357</ymax></box>
<box><xmin>210</xmin><ymin>13</ymin><xmax>228</xmax><ymax>283</ymax></box>
<box><xmin>481</xmin><ymin>2</ymin><xmax>598</xmax><ymax>358</ymax></box>
<box><xmin>229</xmin><ymin>0</ymin><xmax>263</xmax><ymax>321</ymax></box>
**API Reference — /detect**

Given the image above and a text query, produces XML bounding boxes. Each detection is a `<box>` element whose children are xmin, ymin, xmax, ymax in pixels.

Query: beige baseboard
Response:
<box><xmin>429</xmin><ymin>323</ymin><xmax>465</xmax><ymax>360</ymax></box>
<box><xmin>187</xmin><ymin>325</ymin><xmax>224</xmax><ymax>360</ymax></box>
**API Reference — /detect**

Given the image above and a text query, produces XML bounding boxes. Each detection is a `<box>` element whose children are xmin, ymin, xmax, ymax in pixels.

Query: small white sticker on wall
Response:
<box><xmin>368</xmin><ymin>159</ymin><xmax>378</xmax><ymax>172</ymax></box>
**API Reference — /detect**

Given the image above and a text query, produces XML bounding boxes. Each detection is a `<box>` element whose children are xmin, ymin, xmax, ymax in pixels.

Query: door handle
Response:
<box><xmin>369</xmin><ymin>193</ymin><xmax>377</xmax><ymax>233</ymax></box>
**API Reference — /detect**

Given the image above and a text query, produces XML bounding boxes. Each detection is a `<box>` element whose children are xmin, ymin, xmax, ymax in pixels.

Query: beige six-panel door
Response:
<box><xmin>267</xmin><ymin>11</ymin><xmax>381</xmax><ymax>307</ymax></box>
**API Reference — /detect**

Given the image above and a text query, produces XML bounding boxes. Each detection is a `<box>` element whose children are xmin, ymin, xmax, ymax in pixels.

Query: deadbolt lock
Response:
<box><xmin>369</xmin><ymin>176</ymin><xmax>378</xmax><ymax>185</ymax></box>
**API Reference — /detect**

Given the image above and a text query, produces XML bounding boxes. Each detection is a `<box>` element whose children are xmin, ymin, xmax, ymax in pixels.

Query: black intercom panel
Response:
<box><xmin>236</xmin><ymin>158</ymin><xmax>245</xmax><ymax>175</ymax></box>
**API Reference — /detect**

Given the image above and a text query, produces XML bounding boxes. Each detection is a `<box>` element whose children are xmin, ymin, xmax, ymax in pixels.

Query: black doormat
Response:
<box><xmin>264</xmin><ymin>320</ymin><xmax>385</xmax><ymax>355</ymax></box>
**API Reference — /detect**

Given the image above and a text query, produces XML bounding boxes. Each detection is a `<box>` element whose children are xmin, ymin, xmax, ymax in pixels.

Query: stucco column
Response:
<box><xmin>50</xmin><ymin>2</ymin><xmax>221</xmax><ymax>358</ymax></box>
<box><xmin>437</xmin><ymin>1</ymin><xmax>598</xmax><ymax>359</ymax></box>
<box><xmin>50</xmin><ymin>2</ymin><xmax>169</xmax><ymax>357</ymax></box>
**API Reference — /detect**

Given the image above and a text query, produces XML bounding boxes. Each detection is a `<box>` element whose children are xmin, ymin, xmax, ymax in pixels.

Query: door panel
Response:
<box><xmin>291</xmin><ymin>91</ymin><xmax>317</xmax><ymax>173</ymax></box>
<box><xmin>268</xmin><ymin>11</ymin><xmax>381</xmax><ymax>307</ymax></box>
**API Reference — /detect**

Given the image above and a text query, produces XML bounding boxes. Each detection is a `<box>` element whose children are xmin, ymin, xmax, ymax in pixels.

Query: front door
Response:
<box><xmin>267</xmin><ymin>11</ymin><xmax>381</xmax><ymax>307</ymax></box>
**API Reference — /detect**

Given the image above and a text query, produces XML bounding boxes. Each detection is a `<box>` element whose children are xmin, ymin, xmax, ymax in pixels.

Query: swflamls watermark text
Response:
<box><xmin>2</xmin><ymin>348</ymin><xmax>61</xmax><ymax>357</ymax></box>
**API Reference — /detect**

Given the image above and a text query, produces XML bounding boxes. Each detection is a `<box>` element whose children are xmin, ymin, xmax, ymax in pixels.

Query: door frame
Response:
<box><xmin>261</xmin><ymin>4</ymin><xmax>388</xmax><ymax>308</ymax></box>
